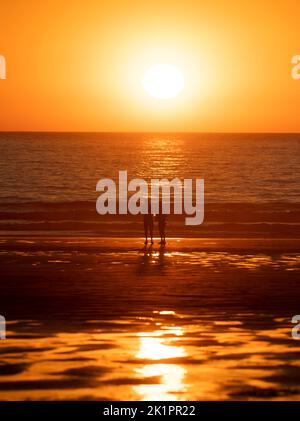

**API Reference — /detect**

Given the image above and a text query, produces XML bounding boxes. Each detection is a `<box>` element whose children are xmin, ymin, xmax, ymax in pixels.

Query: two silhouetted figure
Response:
<box><xmin>143</xmin><ymin>200</ymin><xmax>167</xmax><ymax>245</ymax></box>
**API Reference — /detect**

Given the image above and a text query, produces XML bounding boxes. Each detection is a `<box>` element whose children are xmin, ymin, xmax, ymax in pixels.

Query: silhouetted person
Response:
<box><xmin>143</xmin><ymin>199</ymin><xmax>153</xmax><ymax>244</ymax></box>
<box><xmin>157</xmin><ymin>201</ymin><xmax>167</xmax><ymax>245</ymax></box>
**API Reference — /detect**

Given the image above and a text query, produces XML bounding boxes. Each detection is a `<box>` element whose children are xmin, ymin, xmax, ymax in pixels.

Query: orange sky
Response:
<box><xmin>0</xmin><ymin>0</ymin><xmax>299</xmax><ymax>132</ymax></box>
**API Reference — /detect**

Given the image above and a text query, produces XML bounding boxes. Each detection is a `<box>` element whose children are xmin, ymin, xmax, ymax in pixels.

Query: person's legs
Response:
<box><xmin>162</xmin><ymin>219</ymin><xmax>166</xmax><ymax>244</ymax></box>
<box><xmin>144</xmin><ymin>220</ymin><xmax>148</xmax><ymax>244</ymax></box>
<box><xmin>149</xmin><ymin>218</ymin><xmax>153</xmax><ymax>243</ymax></box>
<box><xmin>158</xmin><ymin>220</ymin><xmax>163</xmax><ymax>244</ymax></box>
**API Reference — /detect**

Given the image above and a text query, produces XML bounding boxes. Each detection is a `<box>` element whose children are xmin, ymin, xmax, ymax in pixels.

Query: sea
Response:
<box><xmin>0</xmin><ymin>132</ymin><xmax>299</xmax><ymax>236</ymax></box>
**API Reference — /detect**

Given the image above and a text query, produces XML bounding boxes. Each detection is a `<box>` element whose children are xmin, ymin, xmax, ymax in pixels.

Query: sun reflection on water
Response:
<box><xmin>134</xmin><ymin>319</ymin><xmax>188</xmax><ymax>400</ymax></box>
<box><xmin>134</xmin><ymin>364</ymin><xmax>187</xmax><ymax>401</ymax></box>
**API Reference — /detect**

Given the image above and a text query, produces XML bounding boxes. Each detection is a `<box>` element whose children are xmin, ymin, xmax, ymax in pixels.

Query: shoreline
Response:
<box><xmin>1</xmin><ymin>236</ymin><xmax>300</xmax><ymax>252</ymax></box>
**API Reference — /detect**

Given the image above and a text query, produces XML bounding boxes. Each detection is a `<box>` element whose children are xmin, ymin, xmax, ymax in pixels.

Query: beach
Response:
<box><xmin>1</xmin><ymin>0</ymin><xmax>300</xmax><ymax>412</ymax></box>
<box><xmin>0</xmin><ymin>132</ymin><xmax>299</xmax><ymax>401</ymax></box>
<box><xmin>1</xmin><ymin>236</ymin><xmax>300</xmax><ymax>400</ymax></box>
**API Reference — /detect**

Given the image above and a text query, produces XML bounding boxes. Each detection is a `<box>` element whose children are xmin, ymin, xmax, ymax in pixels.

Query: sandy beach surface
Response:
<box><xmin>0</xmin><ymin>236</ymin><xmax>300</xmax><ymax>400</ymax></box>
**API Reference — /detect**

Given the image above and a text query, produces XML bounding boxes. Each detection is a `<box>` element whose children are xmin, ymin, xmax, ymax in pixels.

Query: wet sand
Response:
<box><xmin>0</xmin><ymin>237</ymin><xmax>300</xmax><ymax>400</ymax></box>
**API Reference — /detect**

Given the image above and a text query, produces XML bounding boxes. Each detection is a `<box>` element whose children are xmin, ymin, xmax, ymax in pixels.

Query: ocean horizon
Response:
<box><xmin>0</xmin><ymin>132</ymin><xmax>299</xmax><ymax>236</ymax></box>
<box><xmin>0</xmin><ymin>132</ymin><xmax>299</xmax><ymax>203</ymax></box>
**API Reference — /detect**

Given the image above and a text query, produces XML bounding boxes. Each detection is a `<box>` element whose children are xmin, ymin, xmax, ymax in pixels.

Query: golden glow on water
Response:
<box><xmin>137</xmin><ymin>332</ymin><xmax>185</xmax><ymax>360</ymax></box>
<box><xmin>156</xmin><ymin>311</ymin><xmax>176</xmax><ymax>315</ymax></box>
<box><xmin>134</xmin><ymin>364</ymin><xmax>187</xmax><ymax>401</ymax></box>
<box><xmin>134</xmin><ymin>322</ymin><xmax>187</xmax><ymax>400</ymax></box>
<box><xmin>1</xmin><ymin>311</ymin><xmax>300</xmax><ymax>400</ymax></box>
<box><xmin>1</xmin><ymin>238</ymin><xmax>300</xmax><ymax>401</ymax></box>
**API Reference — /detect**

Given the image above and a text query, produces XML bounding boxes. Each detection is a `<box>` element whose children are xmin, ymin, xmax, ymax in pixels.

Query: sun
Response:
<box><xmin>142</xmin><ymin>64</ymin><xmax>185</xmax><ymax>99</ymax></box>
